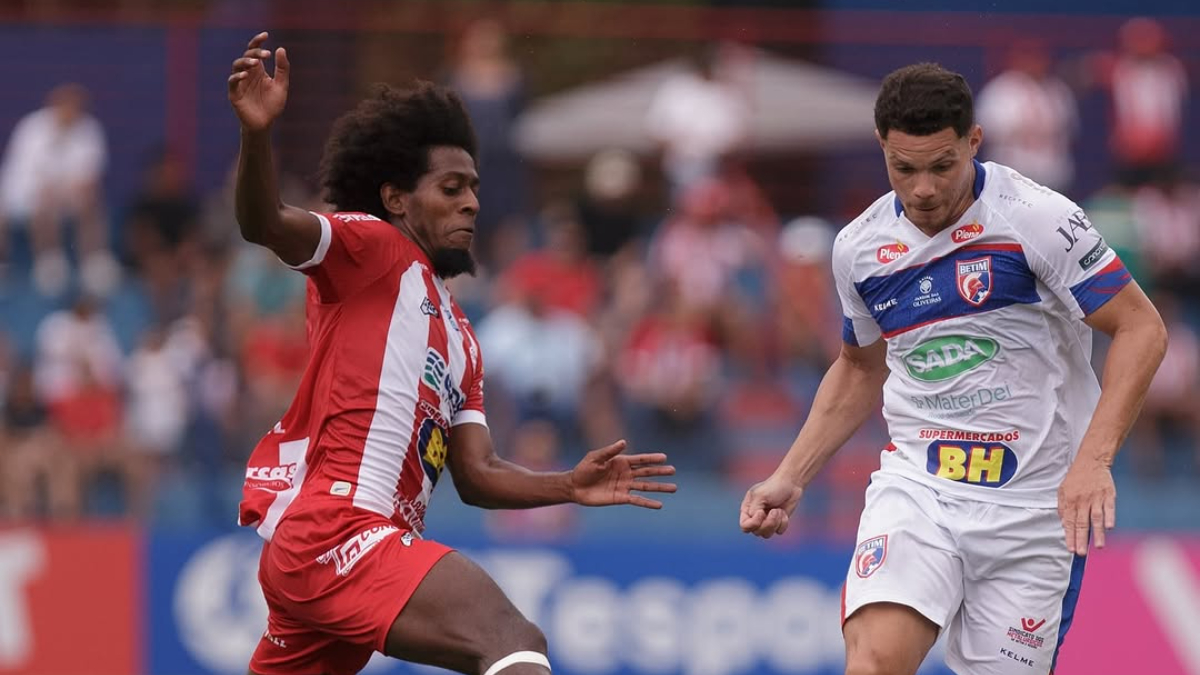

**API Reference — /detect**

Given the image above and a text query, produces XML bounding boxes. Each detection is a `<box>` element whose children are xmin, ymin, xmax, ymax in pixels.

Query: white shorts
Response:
<box><xmin>842</xmin><ymin>472</ymin><xmax>1085</xmax><ymax>675</ymax></box>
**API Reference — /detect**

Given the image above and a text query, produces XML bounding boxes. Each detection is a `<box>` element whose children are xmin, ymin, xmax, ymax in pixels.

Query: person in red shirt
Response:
<box><xmin>228</xmin><ymin>32</ymin><xmax>676</xmax><ymax>675</ymax></box>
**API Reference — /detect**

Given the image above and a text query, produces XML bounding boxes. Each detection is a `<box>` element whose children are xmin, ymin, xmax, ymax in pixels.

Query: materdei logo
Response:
<box><xmin>877</xmin><ymin>243</ymin><xmax>910</xmax><ymax>264</ymax></box>
<box><xmin>952</xmin><ymin>223</ymin><xmax>984</xmax><ymax>243</ymax></box>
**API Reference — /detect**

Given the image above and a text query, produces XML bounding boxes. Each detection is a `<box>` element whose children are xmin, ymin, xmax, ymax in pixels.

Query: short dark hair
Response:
<box><xmin>874</xmin><ymin>63</ymin><xmax>974</xmax><ymax>139</ymax></box>
<box><xmin>320</xmin><ymin>81</ymin><xmax>478</xmax><ymax>218</ymax></box>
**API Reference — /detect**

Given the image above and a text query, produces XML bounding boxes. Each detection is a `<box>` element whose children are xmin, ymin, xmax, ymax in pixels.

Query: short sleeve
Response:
<box><xmin>1017</xmin><ymin>198</ymin><xmax>1132</xmax><ymax>318</ymax></box>
<box><xmin>288</xmin><ymin>212</ymin><xmax>399</xmax><ymax>303</ymax></box>
<box><xmin>831</xmin><ymin>233</ymin><xmax>882</xmax><ymax>347</ymax></box>
<box><xmin>452</xmin><ymin>323</ymin><xmax>487</xmax><ymax>428</ymax></box>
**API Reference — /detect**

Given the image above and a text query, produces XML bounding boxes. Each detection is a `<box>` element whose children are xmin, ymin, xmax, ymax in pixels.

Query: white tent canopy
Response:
<box><xmin>512</xmin><ymin>49</ymin><xmax>881</xmax><ymax>162</ymax></box>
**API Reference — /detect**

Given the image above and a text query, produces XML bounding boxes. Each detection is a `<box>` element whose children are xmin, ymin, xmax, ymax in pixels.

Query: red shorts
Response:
<box><xmin>249</xmin><ymin>506</ymin><xmax>452</xmax><ymax>675</ymax></box>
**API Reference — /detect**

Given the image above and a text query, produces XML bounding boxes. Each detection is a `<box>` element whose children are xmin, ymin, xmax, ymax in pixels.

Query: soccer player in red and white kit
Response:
<box><xmin>228</xmin><ymin>32</ymin><xmax>677</xmax><ymax>675</ymax></box>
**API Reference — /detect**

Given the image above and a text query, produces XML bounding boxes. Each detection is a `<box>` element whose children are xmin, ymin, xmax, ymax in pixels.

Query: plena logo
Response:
<box><xmin>877</xmin><ymin>243</ymin><xmax>909</xmax><ymax>264</ymax></box>
<box><xmin>952</xmin><ymin>223</ymin><xmax>983</xmax><ymax>243</ymax></box>
<box><xmin>903</xmin><ymin>336</ymin><xmax>999</xmax><ymax>381</ymax></box>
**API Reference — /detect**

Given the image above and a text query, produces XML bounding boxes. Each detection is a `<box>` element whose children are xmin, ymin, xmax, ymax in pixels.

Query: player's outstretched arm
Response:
<box><xmin>447</xmin><ymin>424</ymin><xmax>677</xmax><ymax>510</ymax></box>
<box><xmin>228</xmin><ymin>31</ymin><xmax>322</xmax><ymax>266</ymax></box>
<box><xmin>740</xmin><ymin>339</ymin><xmax>888</xmax><ymax>538</ymax></box>
<box><xmin>1059</xmin><ymin>281</ymin><xmax>1167</xmax><ymax>555</ymax></box>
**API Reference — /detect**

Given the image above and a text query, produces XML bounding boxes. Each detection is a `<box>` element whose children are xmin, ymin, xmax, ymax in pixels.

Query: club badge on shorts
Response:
<box><xmin>854</xmin><ymin>535</ymin><xmax>888</xmax><ymax>578</ymax></box>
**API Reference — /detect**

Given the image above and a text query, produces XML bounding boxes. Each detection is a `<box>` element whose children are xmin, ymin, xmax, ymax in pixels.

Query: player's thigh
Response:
<box><xmin>843</xmin><ymin>602</ymin><xmax>939</xmax><ymax>675</ymax></box>
<box><xmin>947</xmin><ymin>506</ymin><xmax>1079</xmax><ymax>675</ymax></box>
<box><xmin>842</xmin><ymin>475</ymin><xmax>963</xmax><ymax>628</ymax></box>
<box><xmin>841</xmin><ymin>476</ymin><xmax>960</xmax><ymax>675</ymax></box>
<box><xmin>383</xmin><ymin>551</ymin><xmax>546</xmax><ymax>674</ymax></box>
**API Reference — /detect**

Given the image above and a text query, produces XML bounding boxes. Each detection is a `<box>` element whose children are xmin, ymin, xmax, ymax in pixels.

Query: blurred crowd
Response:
<box><xmin>0</xmin><ymin>17</ymin><xmax>1196</xmax><ymax>534</ymax></box>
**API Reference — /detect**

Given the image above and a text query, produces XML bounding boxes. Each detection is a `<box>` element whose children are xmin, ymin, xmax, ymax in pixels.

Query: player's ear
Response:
<box><xmin>380</xmin><ymin>183</ymin><xmax>409</xmax><ymax>219</ymax></box>
<box><xmin>967</xmin><ymin>124</ymin><xmax>983</xmax><ymax>157</ymax></box>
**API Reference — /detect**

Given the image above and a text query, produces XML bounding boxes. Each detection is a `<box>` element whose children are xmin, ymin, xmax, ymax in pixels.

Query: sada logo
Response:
<box><xmin>903</xmin><ymin>335</ymin><xmax>998</xmax><ymax>382</ymax></box>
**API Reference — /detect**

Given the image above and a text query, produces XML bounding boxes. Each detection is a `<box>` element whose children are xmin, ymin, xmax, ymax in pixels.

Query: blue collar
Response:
<box><xmin>894</xmin><ymin>159</ymin><xmax>986</xmax><ymax>217</ymax></box>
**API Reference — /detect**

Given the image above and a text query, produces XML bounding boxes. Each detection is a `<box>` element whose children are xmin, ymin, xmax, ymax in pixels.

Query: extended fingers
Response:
<box><xmin>624</xmin><ymin>452</ymin><xmax>668</xmax><ymax>466</ymax></box>
<box><xmin>632</xmin><ymin>465</ymin><xmax>675</xmax><ymax>479</ymax></box>
<box><xmin>630</xmin><ymin>480</ymin><xmax>677</xmax><ymax>494</ymax></box>
<box><xmin>626</xmin><ymin>494</ymin><xmax>663</xmax><ymax>510</ymax></box>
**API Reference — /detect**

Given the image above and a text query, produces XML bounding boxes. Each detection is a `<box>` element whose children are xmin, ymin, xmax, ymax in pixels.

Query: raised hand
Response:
<box><xmin>570</xmin><ymin>440</ymin><xmax>677</xmax><ymax>509</ymax></box>
<box><xmin>228</xmin><ymin>32</ymin><xmax>290</xmax><ymax>132</ymax></box>
<box><xmin>740</xmin><ymin>475</ymin><xmax>804</xmax><ymax>539</ymax></box>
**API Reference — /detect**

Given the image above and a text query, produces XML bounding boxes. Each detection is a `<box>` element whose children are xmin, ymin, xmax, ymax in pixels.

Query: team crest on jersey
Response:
<box><xmin>854</xmin><ymin>535</ymin><xmax>888</xmax><ymax>578</ymax></box>
<box><xmin>956</xmin><ymin>257</ymin><xmax>993</xmax><ymax>306</ymax></box>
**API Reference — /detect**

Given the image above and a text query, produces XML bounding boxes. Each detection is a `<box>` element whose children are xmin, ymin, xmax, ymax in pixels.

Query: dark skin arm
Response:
<box><xmin>1060</xmin><ymin>281</ymin><xmax>1167</xmax><ymax>554</ymax></box>
<box><xmin>447</xmin><ymin>423</ymin><xmax>677</xmax><ymax>510</ymax></box>
<box><xmin>228</xmin><ymin>31</ymin><xmax>323</xmax><ymax>265</ymax></box>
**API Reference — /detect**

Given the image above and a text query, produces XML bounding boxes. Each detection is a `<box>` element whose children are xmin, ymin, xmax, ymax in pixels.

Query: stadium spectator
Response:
<box><xmin>0</xmin><ymin>83</ymin><xmax>119</xmax><ymax>297</ymax></box>
<box><xmin>976</xmin><ymin>39</ymin><xmax>1079</xmax><ymax>190</ymax></box>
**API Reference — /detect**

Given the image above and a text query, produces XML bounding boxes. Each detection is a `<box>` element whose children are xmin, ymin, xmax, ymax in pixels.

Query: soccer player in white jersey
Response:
<box><xmin>739</xmin><ymin>63</ymin><xmax>1167</xmax><ymax>675</ymax></box>
<box><xmin>227</xmin><ymin>33</ymin><xmax>676</xmax><ymax>675</ymax></box>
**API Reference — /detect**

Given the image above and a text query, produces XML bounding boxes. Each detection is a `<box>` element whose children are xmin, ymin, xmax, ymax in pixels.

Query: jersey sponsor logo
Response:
<box><xmin>903</xmin><ymin>335</ymin><xmax>999</xmax><ymax>381</ymax></box>
<box><xmin>420</xmin><ymin>297</ymin><xmax>440</xmax><ymax>318</ymax></box>
<box><xmin>956</xmin><ymin>257</ymin><xmax>993</xmax><ymax>306</ymax></box>
<box><xmin>394</xmin><ymin>495</ymin><xmax>428</xmax><ymax>534</ymax></box>
<box><xmin>926</xmin><ymin>440</ymin><xmax>1018</xmax><ymax>487</ymax></box>
<box><xmin>918</xmin><ymin>428</ymin><xmax>1020</xmax><ymax>443</ymax></box>
<box><xmin>873</xmin><ymin>298</ymin><xmax>897</xmax><ymax>312</ymax></box>
<box><xmin>336</xmin><ymin>212</ymin><xmax>380</xmax><ymax>222</ymax></box>
<box><xmin>911</xmin><ymin>275</ymin><xmax>942</xmax><ymax>307</ymax></box>
<box><xmin>1078</xmin><ymin>239</ymin><xmax>1109</xmax><ymax>271</ymax></box>
<box><xmin>262</xmin><ymin>631</ymin><xmax>287</xmax><ymax>649</ymax></box>
<box><xmin>854</xmin><ymin>535</ymin><xmax>887</xmax><ymax>578</ymax></box>
<box><xmin>876</xmin><ymin>243</ymin><xmax>909</xmax><ymax>264</ymax></box>
<box><xmin>1055</xmin><ymin>209</ymin><xmax>1093</xmax><ymax>252</ymax></box>
<box><xmin>417</xmin><ymin>417</ymin><xmax>449</xmax><ymax>486</ymax></box>
<box><xmin>951</xmin><ymin>223</ymin><xmax>983</xmax><ymax>243</ymax></box>
<box><xmin>244</xmin><ymin>463</ymin><xmax>298</xmax><ymax>491</ymax></box>
<box><xmin>909</xmin><ymin>383</ymin><xmax>1013</xmax><ymax>418</ymax></box>
<box><xmin>422</xmin><ymin>348</ymin><xmax>466</xmax><ymax>413</ymax></box>
<box><xmin>315</xmin><ymin>525</ymin><xmax>399</xmax><ymax>577</ymax></box>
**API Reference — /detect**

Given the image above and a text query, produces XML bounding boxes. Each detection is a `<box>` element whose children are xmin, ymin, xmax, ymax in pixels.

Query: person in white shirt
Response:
<box><xmin>740</xmin><ymin>63</ymin><xmax>1167</xmax><ymax>675</ymax></box>
<box><xmin>0</xmin><ymin>83</ymin><xmax>119</xmax><ymax>296</ymax></box>
<box><xmin>976</xmin><ymin>40</ymin><xmax>1079</xmax><ymax>191</ymax></box>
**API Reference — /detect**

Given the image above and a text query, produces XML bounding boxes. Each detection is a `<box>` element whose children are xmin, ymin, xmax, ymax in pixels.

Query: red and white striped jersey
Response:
<box><xmin>238</xmin><ymin>212</ymin><xmax>486</xmax><ymax>540</ymax></box>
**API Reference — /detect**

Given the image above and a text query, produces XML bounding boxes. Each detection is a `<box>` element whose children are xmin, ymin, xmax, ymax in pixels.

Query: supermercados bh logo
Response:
<box><xmin>925</xmin><ymin>431</ymin><xmax>1019</xmax><ymax>487</ymax></box>
<box><xmin>903</xmin><ymin>335</ymin><xmax>998</xmax><ymax>382</ymax></box>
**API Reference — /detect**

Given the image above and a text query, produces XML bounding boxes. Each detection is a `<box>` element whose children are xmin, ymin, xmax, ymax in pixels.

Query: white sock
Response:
<box><xmin>482</xmin><ymin>650</ymin><xmax>550</xmax><ymax>675</ymax></box>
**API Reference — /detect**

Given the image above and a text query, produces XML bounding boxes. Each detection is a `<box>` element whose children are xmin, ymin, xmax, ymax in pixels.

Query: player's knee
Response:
<box><xmin>482</xmin><ymin>617</ymin><xmax>547</xmax><ymax>668</ymax></box>
<box><xmin>506</xmin><ymin>617</ymin><xmax>547</xmax><ymax>654</ymax></box>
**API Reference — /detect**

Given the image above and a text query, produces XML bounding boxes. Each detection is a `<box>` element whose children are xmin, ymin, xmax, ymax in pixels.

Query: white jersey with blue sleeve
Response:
<box><xmin>832</xmin><ymin>161</ymin><xmax>1131</xmax><ymax>507</ymax></box>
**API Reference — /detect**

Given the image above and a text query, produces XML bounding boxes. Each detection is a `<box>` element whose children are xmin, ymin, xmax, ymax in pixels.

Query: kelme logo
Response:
<box><xmin>903</xmin><ymin>336</ymin><xmax>998</xmax><ymax>382</ymax></box>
